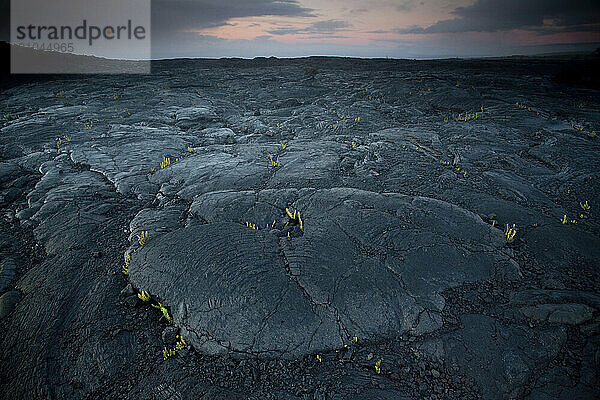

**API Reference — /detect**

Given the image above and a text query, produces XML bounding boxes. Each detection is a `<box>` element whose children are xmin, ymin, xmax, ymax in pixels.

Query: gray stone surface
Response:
<box><xmin>0</xmin><ymin>258</ymin><xmax>18</xmax><ymax>293</ymax></box>
<box><xmin>128</xmin><ymin>188</ymin><xmax>518</xmax><ymax>357</ymax></box>
<box><xmin>0</xmin><ymin>290</ymin><xmax>21</xmax><ymax>319</ymax></box>
<box><xmin>0</xmin><ymin>56</ymin><xmax>598</xmax><ymax>399</ymax></box>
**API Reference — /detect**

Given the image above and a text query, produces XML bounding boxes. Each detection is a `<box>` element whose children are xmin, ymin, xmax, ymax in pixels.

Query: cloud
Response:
<box><xmin>267</xmin><ymin>19</ymin><xmax>351</xmax><ymax>35</ymax></box>
<box><xmin>396</xmin><ymin>0</ymin><xmax>421</xmax><ymax>12</ymax></box>
<box><xmin>152</xmin><ymin>0</ymin><xmax>315</xmax><ymax>37</ymax></box>
<box><xmin>398</xmin><ymin>0</ymin><xmax>600</xmax><ymax>34</ymax></box>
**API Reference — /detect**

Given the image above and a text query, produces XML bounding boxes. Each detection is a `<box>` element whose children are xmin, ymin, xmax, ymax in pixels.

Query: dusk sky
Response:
<box><xmin>151</xmin><ymin>0</ymin><xmax>600</xmax><ymax>59</ymax></box>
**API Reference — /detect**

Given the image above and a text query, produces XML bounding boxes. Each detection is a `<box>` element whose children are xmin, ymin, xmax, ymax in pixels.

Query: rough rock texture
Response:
<box><xmin>129</xmin><ymin>188</ymin><xmax>519</xmax><ymax>358</ymax></box>
<box><xmin>0</xmin><ymin>56</ymin><xmax>599</xmax><ymax>399</ymax></box>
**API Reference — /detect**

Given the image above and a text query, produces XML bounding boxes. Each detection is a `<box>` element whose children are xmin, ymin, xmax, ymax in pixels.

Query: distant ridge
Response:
<box><xmin>1</xmin><ymin>41</ymin><xmax>598</xmax><ymax>90</ymax></box>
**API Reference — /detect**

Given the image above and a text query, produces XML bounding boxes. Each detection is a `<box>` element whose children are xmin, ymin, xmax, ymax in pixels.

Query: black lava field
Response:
<box><xmin>1</xmin><ymin>56</ymin><xmax>599</xmax><ymax>399</ymax></box>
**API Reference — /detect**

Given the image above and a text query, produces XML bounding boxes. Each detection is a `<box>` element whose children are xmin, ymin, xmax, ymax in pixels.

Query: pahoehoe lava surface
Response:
<box><xmin>1</xmin><ymin>56</ymin><xmax>599</xmax><ymax>399</ymax></box>
<box><xmin>129</xmin><ymin>188</ymin><xmax>518</xmax><ymax>358</ymax></box>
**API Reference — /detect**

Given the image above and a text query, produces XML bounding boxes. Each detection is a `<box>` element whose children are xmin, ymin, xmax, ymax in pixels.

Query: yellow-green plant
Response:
<box><xmin>84</xmin><ymin>120</ymin><xmax>93</xmax><ymax>130</ymax></box>
<box><xmin>350</xmin><ymin>336</ymin><xmax>358</xmax><ymax>344</ymax></box>
<box><xmin>162</xmin><ymin>347</ymin><xmax>176</xmax><ymax>360</ymax></box>
<box><xmin>351</xmin><ymin>141</ymin><xmax>357</xmax><ymax>149</ymax></box>
<box><xmin>121</xmin><ymin>254</ymin><xmax>131</xmax><ymax>276</ymax></box>
<box><xmin>280</xmin><ymin>142</ymin><xmax>287</xmax><ymax>150</ymax></box>
<box><xmin>56</xmin><ymin>135</ymin><xmax>72</xmax><ymax>150</ymax></box>
<box><xmin>151</xmin><ymin>302</ymin><xmax>173</xmax><ymax>324</ymax></box>
<box><xmin>187</xmin><ymin>146</ymin><xmax>195</xmax><ymax>153</ymax></box>
<box><xmin>570</xmin><ymin>121</ymin><xmax>584</xmax><ymax>132</ymax></box>
<box><xmin>285</xmin><ymin>207</ymin><xmax>304</xmax><ymax>231</ymax></box>
<box><xmin>316</xmin><ymin>354</ymin><xmax>322</xmax><ymax>363</ymax></box>
<box><xmin>505</xmin><ymin>224</ymin><xmax>517</xmax><ymax>243</ymax></box>
<box><xmin>375</xmin><ymin>360</ymin><xmax>382</xmax><ymax>374</ymax></box>
<box><xmin>138</xmin><ymin>290</ymin><xmax>150</xmax><ymax>302</ymax></box>
<box><xmin>160</xmin><ymin>156</ymin><xmax>171</xmax><ymax>169</ymax></box>
<box><xmin>137</xmin><ymin>231</ymin><xmax>148</xmax><ymax>245</ymax></box>
<box><xmin>3</xmin><ymin>113</ymin><xmax>19</xmax><ymax>121</ymax></box>
<box><xmin>580</xmin><ymin>201</ymin><xmax>590</xmax><ymax>211</ymax></box>
<box><xmin>560</xmin><ymin>215</ymin><xmax>568</xmax><ymax>225</ymax></box>
<box><xmin>175</xmin><ymin>335</ymin><xmax>187</xmax><ymax>350</ymax></box>
<box><xmin>589</xmin><ymin>131</ymin><xmax>596</xmax><ymax>138</ymax></box>
<box><xmin>286</xmin><ymin>208</ymin><xmax>296</xmax><ymax>220</ymax></box>
<box><xmin>246</xmin><ymin>221</ymin><xmax>259</xmax><ymax>230</ymax></box>
<box><xmin>268</xmin><ymin>153</ymin><xmax>279</xmax><ymax>167</ymax></box>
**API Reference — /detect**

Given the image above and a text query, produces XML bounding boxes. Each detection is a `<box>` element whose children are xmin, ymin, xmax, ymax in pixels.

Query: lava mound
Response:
<box><xmin>128</xmin><ymin>188</ymin><xmax>519</xmax><ymax>358</ymax></box>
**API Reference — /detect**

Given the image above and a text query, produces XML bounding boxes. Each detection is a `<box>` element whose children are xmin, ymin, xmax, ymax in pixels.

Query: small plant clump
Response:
<box><xmin>375</xmin><ymin>359</ymin><xmax>382</xmax><ymax>374</ymax></box>
<box><xmin>268</xmin><ymin>153</ymin><xmax>279</xmax><ymax>168</ymax></box>
<box><xmin>505</xmin><ymin>224</ymin><xmax>517</xmax><ymax>243</ymax></box>
<box><xmin>3</xmin><ymin>112</ymin><xmax>19</xmax><ymax>121</ymax></box>
<box><xmin>151</xmin><ymin>302</ymin><xmax>174</xmax><ymax>324</ymax></box>
<box><xmin>137</xmin><ymin>290</ymin><xmax>150</xmax><ymax>302</ymax></box>
<box><xmin>580</xmin><ymin>201</ymin><xmax>590</xmax><ymax>211</ymax></box>
<box><xmin>160</xmin><ymin>156</ymin><xmax>171</xmax><ymax>169</ymax></box>
<box><xmin>137</xmin><ymin>231</ymin><xmax>148</xmax><ymax>245</ymax></box>
<box><xmin>285</xmin><ymin>207</ymin><xmax>304</xmax><ymax>231</ymax></box>
<box><xmin>162</xmin><ymin>347</ymin><xmax>176</xmax><ymax>360</ymax></box>
<box><xmin>56</xmin><ymin>135</ymin><xmax>72</xmax><ymax>150</ymax></box>
<box><xmin>162</xmin><ymin>335</ymin><xmax>188</xmax><ymax>361</ymax></box>
<box><xmin>175</xmin><ymin>335</ymin><xmax>187</xmax><ymax>350</ymax></box>
<box><xmin>121</xmin><ymin>254</ymin><xmax>131</xmax><ymax>275</ymax></box>
<box><xmin>457</xmin><ymin>111</ymin><xmax>479</xmax><ymax>122</ymax></box>
<box><xmin>316</xmin><ymin>354</ymin><xmax>322</xmax><ymax>363</ymax></box>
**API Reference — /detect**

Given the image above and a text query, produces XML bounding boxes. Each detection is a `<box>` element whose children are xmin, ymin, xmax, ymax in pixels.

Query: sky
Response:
<box><xmin>151</xmin><ymin>0</ymin><xmax>600</xmax><ymax>59</ymax></box>
<box><xmin>1</xmin><ymin>0</ymin><xmax>599</xmax><ymax>59</ymax></box>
